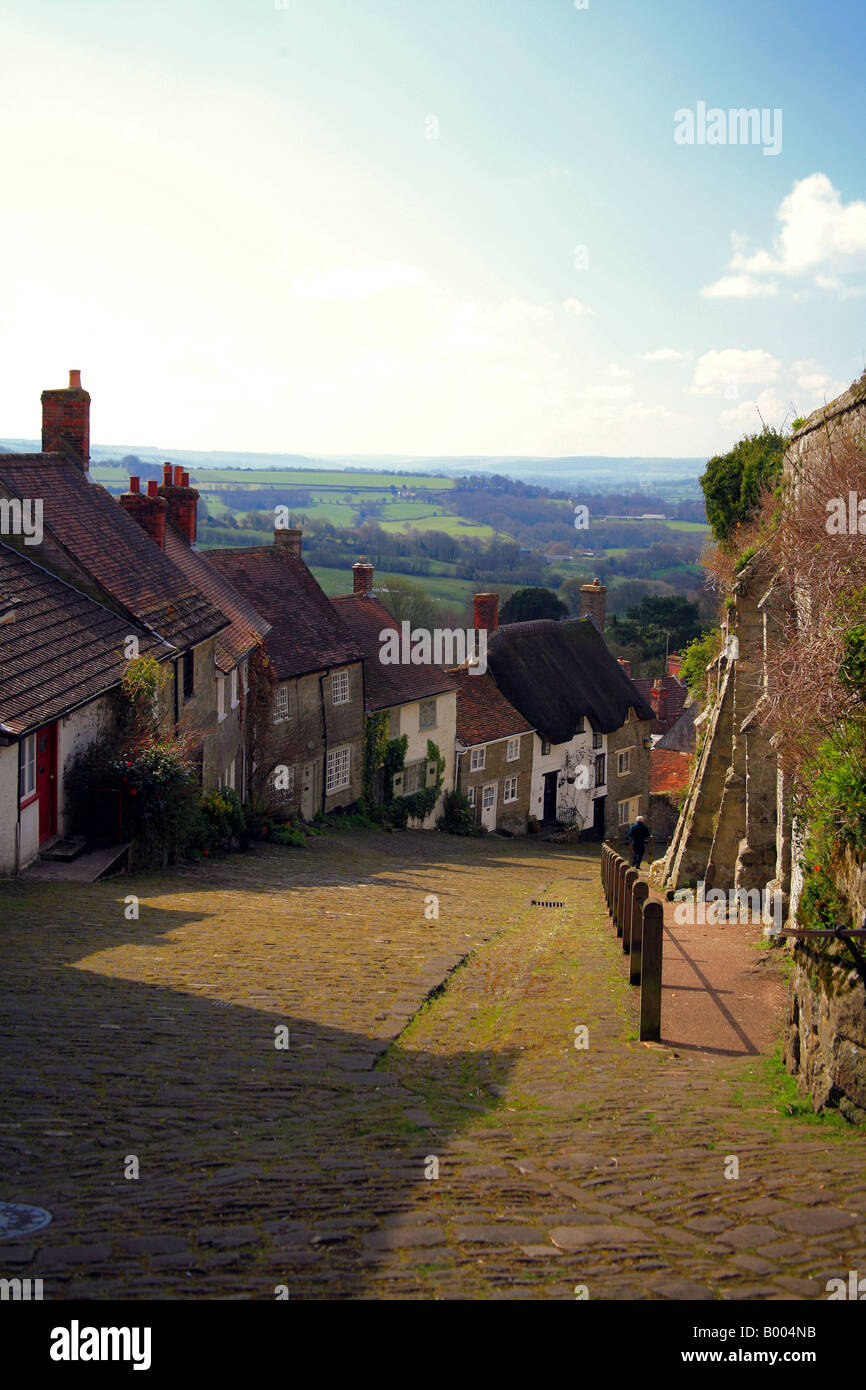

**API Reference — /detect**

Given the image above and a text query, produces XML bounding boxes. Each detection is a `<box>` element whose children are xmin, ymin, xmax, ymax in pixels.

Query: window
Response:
<box><xmin>183</xmin><ymin>649</ymin><xmax>195</xmax><ymax>700</ymax></box>
<box><xmin>592</xmin><ymin>730</ymin><xmax>603</xmax><ymax>750</ymax></box>
<box><xmin>506</xmin><ymin>737</ymin><xmax>520</xmax><ymax>762</ymax></box>
<box><xmin>272</xmin><ymin>685</ymin><xmax>290</xmax><ymax>723</ymax></box>
<box><xmin>504</xmin><ymin>776</ymin><xmax>518</xmax><ymax>803</ymax></box>
<box><xmin>618</xmin><ymin>796</ymin><xmax>640</xmax><ymax>827</ymax></box>
<box><xmin>403</xmin><ymin>761</ymin><xmax>425</xmax><ymax>794</ymax></box>
<box><xmin>541</xmin><ymin>740</ymin><xmax>551</xmax><ymax>756</ymax></box>
<box><xmin>470</xmin><ymin>747</ymin><xmax>486</xmax><ymax>771</ymax></box>
<box><xmin>467</xmin><ymin>785</ymin><xmax>476</xmax><ymax>808</ymax></box>
<box><xmin>230</xmin><ymin>667</ymin><xmax>240</xmax><ymax>708</ymax></box>
<box><xmin>326</xmin><ymin>745</ymin><xmax>351</xmax><ymax>792</ymax></box>
<box><xmin>19</xmin><ymin>734</ymin><xmax>36</xmax><ymax>803</ymax></box>
<box><xmin>388</xmin><ymin>707</ymin><xmax>401</xmax><ymax>738</ymax></box>
<box><xmin>331</xmin><ymin>670</ymin><xmax>349</xmax><ymax>705</ymax></box>
<box><xmin>241</xmin><ymin>659</ymin><xmax>249</xmax><ymax>694</ymax></box>
<box><xmin>594</xmin><ymin>753</ymin><xmax>606</xmax><ymax>788</ymax></box>
<box><xmin>482</xmin><ymin>784</ymin><xmax>496</xmax><ymax>811</ymax></box>
<box><xmin>419</xmin><ymin>699</ymin><xmax>437</xmax><ymax>730</ymax></box>
<box><xmin>575</xmin><ymin>716</ymin><xmax>585</xmax><ymax>734</ymax></box>
<box><xmin>617</xmin><ymin>747</ymin><xmax>634</xmax><ymax>776</ymax></box>
<box><xmin>217</xmin><ymin>674</ymin><xmax>226</xmax><ymax>722</ymax></box>
<box><xmin>225</xmin><ymin>758</ymin><xmax>235</xmax><ymax>791</ymax></box>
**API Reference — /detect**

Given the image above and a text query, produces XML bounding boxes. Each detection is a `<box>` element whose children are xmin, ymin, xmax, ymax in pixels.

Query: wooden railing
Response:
<box><xmin>601</xmin><ymin>843</ymin><xmax>663</xmax><ymax>1042</ymax></box>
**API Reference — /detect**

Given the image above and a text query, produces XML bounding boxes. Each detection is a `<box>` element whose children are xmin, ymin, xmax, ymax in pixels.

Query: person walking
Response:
<box><xmin>627</xmin><ymin>814</ymin><xmax>651</xmax><ymax>870</ymax></box>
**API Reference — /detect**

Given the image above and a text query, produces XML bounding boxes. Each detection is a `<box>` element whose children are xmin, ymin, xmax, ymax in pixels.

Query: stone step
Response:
<box><xmin>40</xmin><ymin>835</ymin><xmax>88</xmax><ymax>862</ymax></box>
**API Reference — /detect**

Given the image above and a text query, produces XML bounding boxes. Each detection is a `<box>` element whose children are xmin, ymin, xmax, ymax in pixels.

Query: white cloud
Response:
<box><xmin>606</xmin><ymin>362</ymin><xmax>632</xmax><ymax>378</ymax></box>
<box><xmin>701</xmin><ymin>174</ymin><xmax>866</xmax><ymax>298</ymax></box>
<box><xmin>562</xmin><ymin>298</ymin><xmax>596</xmax><ymax>317</ymax></box>
<box><xmin>719</xmin><ymin>387</ymin><xmax>786</xmax><ymax>430</ymax></box>
<box><xmin>691</xmin><ymin>348</ymin><xmax>781</xmax><ymax>394</ymax></box>
<box><xmin>700</xmin><ymin>274</ymin><xmax>779</xmax><ymax>299</ymax></box>
<box><xmin>639</xmin><ymin>348</ymin><xmax>685</xmax><ymax>362</ymax></box>
<box><xmin>290</xmin><ymin>264</ymin><xmax>425</xmax><ymax>301</ymax></box>
<box><xmin>578</xmin><ymin>382</ymin><xmax>634</xmax><ymax>401</ymax></box>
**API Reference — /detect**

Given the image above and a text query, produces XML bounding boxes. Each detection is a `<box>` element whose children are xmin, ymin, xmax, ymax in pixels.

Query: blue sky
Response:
<box><xmin>1</xmin><ymin>0</ymin><xmax>864</xmax><ymax>457</ymax></box>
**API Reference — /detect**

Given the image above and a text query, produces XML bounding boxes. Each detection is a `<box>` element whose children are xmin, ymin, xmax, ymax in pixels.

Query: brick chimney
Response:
<box><xmin>617</xmin><ymin>657</ymin><xmax>632</xmax><ymax>678</ymax></box>
<box><xmin>157</xmin><ymin>462</ymin><xmax>199</xmax><ymax>544</ymax></box>
<box><xmin>667</xmin><ymin>652</ymin><xmax>682</xmax><ymax>679</ymax></box>
<box><xmin>41</xmin><ymin>369</ymin><xmax>90</xmax><ymax>469</ymax></box>
<box><xmin>352</xmin><ymin>556</ymin><xmax>374</xmax><ymax>595</ymax></box>
<box><xmin>274</xmin><ymin>526</ymin><xmax>302</xmax><ymax>559</ymax></box>
<box><xmin>651</xmin><ymin>677</ymin><xmax>668</xmax><ymax>727</ymax></box>
<box><xmin>473</xmin><ymin>592</ymin><xmax>499</xmax><ymax>633</ymax></box>
<box><xmin>120</xmin><ymin>476</ymin><xmax>168</xmax><ymax>550</ymax></box>
<box><xmin>579</xmin><ymin>577</ymin><xmax>606</xmax><ymax>632</ymax></box>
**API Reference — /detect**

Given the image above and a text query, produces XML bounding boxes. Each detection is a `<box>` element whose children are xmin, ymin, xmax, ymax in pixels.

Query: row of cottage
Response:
<box><xmin>0</xmin><ymin>372</ymin><xmax>660</xmax><ymax>875</ymax></box>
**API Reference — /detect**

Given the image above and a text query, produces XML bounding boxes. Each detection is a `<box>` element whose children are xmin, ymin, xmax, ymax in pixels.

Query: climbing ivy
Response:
<box><xmin>362</xmin><ymin>711</ymin><xmax>390</xmax><ymax>804</ymax></box>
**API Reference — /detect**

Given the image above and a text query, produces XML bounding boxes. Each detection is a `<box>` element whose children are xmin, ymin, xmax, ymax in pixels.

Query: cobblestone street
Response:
<box><xmin>1</xmin><ymin>830</ymin><xmax>864</xmax><ymax>1300</ymax></box>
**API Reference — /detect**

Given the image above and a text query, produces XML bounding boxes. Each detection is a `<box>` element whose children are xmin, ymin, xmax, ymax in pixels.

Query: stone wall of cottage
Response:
<box><xmin>270</xmin><ymin>662</ymin><xmax>365</xmax><ymax>816</ymax></box>
<box><xmin>0</xmin><ymin>741</ymin><xmax>20</xmax><ymax>875</ymax></box>
<box><xmin>606</xmin><ymin>716</ymin><xmax>653</xmax><ymax>845</ymax></box>
<box><xmin>457</xmin><ymin>732</ymin><xmax>533</xmax><ymax>834</ymax></box>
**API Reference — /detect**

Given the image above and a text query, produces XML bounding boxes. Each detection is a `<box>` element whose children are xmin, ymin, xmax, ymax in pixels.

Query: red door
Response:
<box><xmin>35</xmin><ymin>724</ymin><xmax>57</xmax><ymax>843</ymax></box>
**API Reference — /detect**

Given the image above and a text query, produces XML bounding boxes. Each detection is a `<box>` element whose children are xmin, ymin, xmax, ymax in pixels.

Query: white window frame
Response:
<box><xmin>506</xmin><ymin>737</ymin><xmax>520</xmax><ymax>762</ymax></box>
<box><xmin>230</xmin><ymin>667</ymin><xmax>240</xmax><ymax>708</ymax></box>
<box><xmin>272</xmin><ymin>685</ymin><xmax>290</xmax><ymax>724</ymax></box>
<box><xmin>326</xmin><ymin>745</ymin><xmax>351</xmax><ymax>793</ymax></box>
<box><xmin>19</xmin><ymin>733</ymin><xmax>36</xmax><ymax>803</ymax></box>
<box><xmin>617</xmin><ymin>746</ymin><xmax>634</xmax><ymax>777</ymax></box>
<box><xmin>470</xmin><ymin>747</ymin><xmax>486</xmax><ymax>772</ymax></box>
<box><xmin>541</xmin><ymin>740</ymin><xmax>551</xmax><ymax>756</ymax></box>
<box><xmin>481</xmin><ymin>783</ymin><xmax>496</xmax><ymax>811</ymax></box>
<box><xmin>388</xmin><ymin>707</ymin><xmax>401</xmax><ymax>739</ymax></box>
<box><xmin>467</xmin><ymin>785</ymin><xmax>476</xmax><ymax>808</ymax></box>
<box><xmin>419</xmin><ymin>699</ymin><xmax>437</xmax><ymax>731</ymax></box>
<box><xmin>504</xmin><ymin>776</ymin><xmax>518</xmax><ymax>803</ymax></box>
<box><xmin>217</xmin><ymin>673</ymin><xmax>227</xmax><ymax>722</ymax></box>
<box><xmin>226</xmin><ymin>758</ymin><xmax>235</xmax><ymax>791</ymax></box>
<box><xmin>331</xmin><ymin>670</ymin><xmax>350</xmax><ymax>706</ymax></box>
<box><xmin>618</xmin><ymin>796</ymin><xmax>640</xmax><ymax>827</ymax></box>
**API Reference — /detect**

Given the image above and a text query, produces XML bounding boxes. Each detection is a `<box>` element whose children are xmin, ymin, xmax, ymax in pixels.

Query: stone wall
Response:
<box><xmin>654</xmin><ymin>374</ymin><xmax>866</xmax><ymax>1120</ymax></box>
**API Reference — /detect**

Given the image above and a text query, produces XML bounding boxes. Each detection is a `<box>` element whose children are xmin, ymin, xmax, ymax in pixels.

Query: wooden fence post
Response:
<box><xmin>639</xmin><ymin>900</ymin><xmax>664</xmax><ymax>1042</ymax></box>
<box><xmin>627</xmin><ymin>881</ymin><xmax>649</xmax><ymax>971</ymax></box>
<box><xmin>602</xmin><ymin>845</ymin><xmax>609</xmax><ymax>906</ymax></box>
<box><xmin>622</xmin><ymin>869</ymin><xmax>638</xmax><ymax>952</ymax></box>
<box><xmin>614</xmin><ymin>857</ymin><xmax>626</xmax><ymax>934</ymax></box>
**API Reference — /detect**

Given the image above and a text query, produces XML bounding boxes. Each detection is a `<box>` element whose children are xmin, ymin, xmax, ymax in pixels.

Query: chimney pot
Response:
<box><xmin>181</xmin><ymin>470</ymin><xmax>190</xmax><ymax>487</ymax></box>
<box><xmin>69</xmin><ymin>369</ymin><xmax>82</xmax><ymax>389</ymax></box>
<box><xmin>162</xmin><ymin>463</ymin><xmax>173</xmax><ymax>486</ymax></box>
<box><xmin>173</xmin><ymin>464</ymin><xmax>184</xmax><ymax>486</ymax></box>
<box><xmin>579</xmin><ymin>578</ymin><xmax>607</xmax><ymax>632</ymax></box>
<box><xmin>147</xmin><ymin>480</ymin><xmax>159</xmax><ymax>497</ymax></box>
<box><xmin>352</xmin><ymin>556</ymin><xmax>374</xmax><ymax>595</ymax></box>
<box><xmin>129</xmin><ymin>476</ymin><xmax>140</xmax><ymax>493</ymax></box>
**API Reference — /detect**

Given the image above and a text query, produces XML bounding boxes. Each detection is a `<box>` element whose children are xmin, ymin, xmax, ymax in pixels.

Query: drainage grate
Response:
<box><xmin>0</xmin><ymin>1202</ymin><xmax>52</xmax><ymax>1240</ymax></box>
<box><xmin>531</xmin><ymin>899</ymin><xmax>565</xmax><ymax>908</ymax></box>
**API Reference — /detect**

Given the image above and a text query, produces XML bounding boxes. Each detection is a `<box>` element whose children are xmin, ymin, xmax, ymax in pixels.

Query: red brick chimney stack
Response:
<box><xmin>473</xmin><ymin>593</ymin><xmax>499</xmax><ymax>633</ymax></box>
<box><xmin>579</xmin><ymin>577</ymin><xmax>606</xmax><ymax>632</ymax></box>
<box><xmin>617</xmin><ymin>657</ymin><xmax>632</xmax><ymax>678</ymax></box>
<box><xmin>41</xmin><ymin>369</ymin><xmax>91</xmax><ymax>469</ymax></box>
<box><xmin>120</xmin><ymin>475</ymin><xmax>168</xmax><ymax>550</ymax></box>
<box><xmin>274</xmin><ymin>526</ymin><xmax>303</xmax><ymax>559</ymax></box>
<box><xmin>667</xmin><ymin>652</ymin><xmax>682</xmax><ymax>679</ymax></box>
<box><xmin>352</xmin><ymin>557</ymin><xmax>375</xmax><ymax>594</ymax></box>
<box><xmin>157</xmin><ymin>461</ymin><xmax>199</xmax><ymax>545</ymax></box>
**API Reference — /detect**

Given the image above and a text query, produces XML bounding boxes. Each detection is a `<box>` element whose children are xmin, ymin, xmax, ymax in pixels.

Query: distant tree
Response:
<box><xmin>678</xmin><ymin>628</ymin><xmax>723</xmax><ymax>702</ymax></box>
<box><xmin>379</xmin><ymin>576</ymin><xmax>441</xmax><ymax>629</ymax></box>
<box><xmin>607</xmin><ymin>594</ymin><xmax>705</xmax><ymax>665</ymax></box>
<box><xmin>499</xmin><ymin>587</ymin><xmax>568</xmax><ymax>624</ymax></box>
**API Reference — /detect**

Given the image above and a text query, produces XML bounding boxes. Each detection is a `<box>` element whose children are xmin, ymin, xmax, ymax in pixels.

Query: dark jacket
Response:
<box><xmin>627</xmin><ymin>819</ymin><xmax>650</xmax><ymax>849</ymax></box>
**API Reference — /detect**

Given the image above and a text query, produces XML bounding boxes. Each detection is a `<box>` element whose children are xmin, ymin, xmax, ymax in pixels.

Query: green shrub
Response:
<box><xmin>437</xmin><ymin>789</ymin><xmax>479</xmax><ymax>836</ymax></box>
<box><xmin>677</xmin><ymin>628</ymin><xmax>722</xmax><ymax>701</ymax></box>
<box><xmin>700</xmin><ymin>429</ymin><xmax>786</xmax><ymax>542</ymax></box>
<box><xmin>198</xmin><ymin>786</ymin><xmax>246</xmax><ymax>852</ymax></box>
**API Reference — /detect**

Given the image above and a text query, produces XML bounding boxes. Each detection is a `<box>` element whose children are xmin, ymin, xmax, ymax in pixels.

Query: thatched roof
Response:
<box><xmin>486</xmin><ymin>617</ymin><xmax>654</xmax><ymax>744</ymax></box>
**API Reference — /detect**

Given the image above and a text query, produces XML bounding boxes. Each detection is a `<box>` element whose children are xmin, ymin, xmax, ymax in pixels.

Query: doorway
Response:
<box><xmin>36</xmin><ymin>723</ymin><xmax>58</xmax><ymax>843</ymax></box>
<box><xmin>481</xmin><ymin>781</ymin><xmax>497</xmax><ymax>831</ymax></box>
<box><xmin>542</xmin><ymin>770</ymin><xmax>557</xmax><ymax>823</ymax></box>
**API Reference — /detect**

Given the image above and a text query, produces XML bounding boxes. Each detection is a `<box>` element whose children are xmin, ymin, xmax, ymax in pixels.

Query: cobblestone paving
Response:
<box><xmin>0</xmin><ymin>830</ymin><xmax>864</xmax><ymax>1300</ymax></box>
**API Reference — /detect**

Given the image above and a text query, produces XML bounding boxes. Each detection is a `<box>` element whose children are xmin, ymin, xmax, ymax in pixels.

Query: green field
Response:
<box><xmin>310</xmin><ymin>565</ymin><xmax>478</xmax><ymax>611</ymax></box>
<box><xmin>188</xmin><ymin>468</ymin><xmax>457</xmax><ymax>490</ymax></box>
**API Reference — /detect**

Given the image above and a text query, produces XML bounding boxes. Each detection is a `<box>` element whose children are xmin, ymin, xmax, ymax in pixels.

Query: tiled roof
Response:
<box><xmin>0</xmin><ymin>541</ymin><xmax>170</xmax><ymax>735</ymax></box>
<box><xmin>330</xmin><ymin>594</ymin><xmax>457</xmax><ymax>711</ymax></box>
<box><xmin>487</xmin><ymin>617</ymin><xmax>654</xmax><ymax>743</ymax></box>
<box><xmin>0</xmin><ymin>455</ymin><xmax>227</xmax><ymax>651</ymax></box>
<box><xmin>205</xmin><ymin>545</ymin><xmax>364</xmax><ymax>679</ymax></box>
<box><xmin>650</xmin><ymin>748</ymin><xmax>693</xmax><ymax>797</ymax></box>
<box><xmin>164</xmin><ymin>525</ymin><xmax>271</xmax><ymax>672</ymax></box>
<box><xmin>448</xmin><ymin>666</ymin><xmax>534</xmax><ymax>746</ymax></box>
